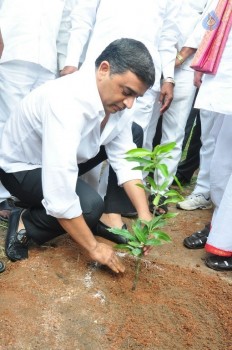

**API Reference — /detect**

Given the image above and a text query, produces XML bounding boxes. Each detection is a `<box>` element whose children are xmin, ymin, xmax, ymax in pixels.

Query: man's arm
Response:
<box><xmin>158</xmin><ymin>0</ymin><xmax>181</xmax><ymax>113</ymax></box>
<box><xmin>59</xmin><ymin>0</ymin><xmax>100</xmax><ymax>76</ymax></box>
<box><xmin>58</xmin><ymin>215</ymin><xmax>125</xmax><ymax>273</ymax></box>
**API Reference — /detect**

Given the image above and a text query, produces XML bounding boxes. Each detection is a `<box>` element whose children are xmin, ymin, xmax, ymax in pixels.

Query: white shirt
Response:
<box><xmin>64</xmin><ymin>0</ymin><xmax>180</xmax><ymax>90</ymax></box>
<box><xmin>0</xmin><ymin>68</ymin><xmax>143</xmax><ymax>219</ymax></box>
<box><xmin>0</xmin><ymin>0</ymin><xmax>73</xmax><ymax>73</ymax></box>
<box><xmin>185</xmin><ymin>0</ymin><xmax>232</xmax><ymax>114</ymax></box>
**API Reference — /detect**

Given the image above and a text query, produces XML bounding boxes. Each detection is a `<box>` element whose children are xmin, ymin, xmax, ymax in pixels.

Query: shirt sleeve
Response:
<box><xmin>105</xmin><ymin>120</ymin><xmax>143</xmax><ymax>186</ymax></box>
<box><xmin>62</xmin><ymin>0</ymin><xmax>100</xmax><ymax>69</ymax></box>
<box><xmin>41</xmin><ymin>94</ymin><xmax>85</xmax><ymax>219</ymax></box>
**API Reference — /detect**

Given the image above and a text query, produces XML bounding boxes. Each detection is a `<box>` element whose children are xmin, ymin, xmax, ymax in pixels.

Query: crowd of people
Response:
<box><xmin>0</xmin><ymin>0</ymin><xmax>231</xmax><ymax>274</ymax></box>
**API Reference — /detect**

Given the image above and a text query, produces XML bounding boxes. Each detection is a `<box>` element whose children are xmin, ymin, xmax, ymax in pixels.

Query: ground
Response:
<box><xmin>0</xmin><ymin>182</ymin><xmax>232</xmax><ymax>350</ymax></box>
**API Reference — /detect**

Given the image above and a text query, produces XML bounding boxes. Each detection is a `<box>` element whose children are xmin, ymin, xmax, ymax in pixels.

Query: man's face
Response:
<box><xmin>96</xmin><ymin>61</ymin><xmax>148</xmax><ymax>115</ymax></box>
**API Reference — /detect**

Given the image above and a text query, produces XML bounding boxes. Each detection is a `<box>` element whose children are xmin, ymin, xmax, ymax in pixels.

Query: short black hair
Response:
<box><xmin>95</xmin><ymin>38</ymin><xmax>155</xmax><ymax>88</ymax></box>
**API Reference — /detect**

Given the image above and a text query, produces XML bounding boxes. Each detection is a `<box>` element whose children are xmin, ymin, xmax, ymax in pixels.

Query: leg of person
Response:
<box><xmin>0</xmin><ymin>168</ymin><xmax>104</xmax><ymax>261</ymax></box>
<box><xmin>175</xmin><ymin>110</ymin><xmax>201</xmax><ymax>185</ymax></box>
<box><xmin>157</xmin><ymin>69</ymin><xmax>197</xmax><ymax>190</ymax></box>
<box><xmin>97</xmin><ymin>122</ymin><xmax>144</xmax><ymax>240</ymax></box>
<box><xmin>177</xmin><ymin>109</ymin><xmax>216</xmax><ymax>210</ymax></box>
<box><xmin>204</xmin><ymin>114</ymin><xmax>232</xmax><ymax>270</ymax></box>
<box><xmin>133</xmin><ymin>88</ymin><xmax>160</xmax><ymax>151</ymax></box>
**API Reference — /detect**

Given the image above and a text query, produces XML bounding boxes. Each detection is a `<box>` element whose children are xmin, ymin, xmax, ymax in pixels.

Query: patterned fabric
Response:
<box><xmin>191</xmin><ymin>0</ymin><xmax>232</xmax><ymax>74</ymax></box>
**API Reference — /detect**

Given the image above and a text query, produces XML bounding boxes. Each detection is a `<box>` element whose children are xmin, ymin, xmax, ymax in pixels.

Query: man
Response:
<box><xmin>179</xmin><ymin>0</ymin><xmax>232</xmax><ymax>270</ymax></box>
<box><xmin>61</xmin><ymin>0</ymin><xmax>180</xmax><ymax>218</ymax></box>
<box><xmin>0</xmin><ymin>38</ymin><xmax>155</xmax><ymax>273</ymax></box>
<box><xmin>0</xmin><ymin>27</ymin><xmax>5</xmax><ymax>273</ymax></box>
<box><xmin>0</xmin><ymin>0</ymin><xmax>76</xmax><ymax>221</ymax></box>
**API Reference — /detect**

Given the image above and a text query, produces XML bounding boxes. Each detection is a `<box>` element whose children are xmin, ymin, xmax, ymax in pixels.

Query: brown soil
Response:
<box><xmin>0</xmin><ymin>183</ymin><xmax>232</xmax><ymax>350</ymax></box>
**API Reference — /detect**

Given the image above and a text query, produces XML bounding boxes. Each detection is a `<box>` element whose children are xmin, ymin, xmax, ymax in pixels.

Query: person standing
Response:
<box><xmin>0</xmin><ymin>0</ymin><xmax>74</xmax><ymax>221</ymax></box>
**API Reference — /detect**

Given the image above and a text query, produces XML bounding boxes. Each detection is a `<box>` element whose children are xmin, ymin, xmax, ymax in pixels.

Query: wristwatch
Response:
<box><xmin>163</xmin><ymin>77</ymin><xmax>175</xmax><ymax>86</ymax></box>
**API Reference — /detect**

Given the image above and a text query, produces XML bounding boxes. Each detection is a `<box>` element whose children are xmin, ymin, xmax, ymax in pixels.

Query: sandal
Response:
<box><xmin>183</xmin><ymin>223</ymin><xmax>210</xmax><ymax>249</ymax></box>
<box><xmin>0</xmin><ymin>261</ymin><xmax>5</xmax><ymax>273</ymax></box>
<box><xmin>148</xmin><ymin>194</ymin><xmax>168</xmax><ymax>216</ymax></box>
<box><xmin>205</xmin><ymin>255</ymin><xmax>232</xmax><ymax>271</ymax></box>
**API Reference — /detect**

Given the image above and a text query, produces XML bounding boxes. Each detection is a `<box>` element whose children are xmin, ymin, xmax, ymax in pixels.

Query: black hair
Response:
<box><xmin>95</xmin><ymin>38</ymin><xmax>155</xmax><ymax>88</ymax></box>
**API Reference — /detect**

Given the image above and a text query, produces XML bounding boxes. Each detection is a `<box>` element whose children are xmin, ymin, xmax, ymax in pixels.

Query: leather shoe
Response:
<box><xmin>183</xmin><ymin>223</ymin><xmax>210</xmax><ymax>249</ymax></box>
<box><xmin>205</xmin><ymin>255</ymin><xmax>232</xmax><ymax>271</ymax></box>
<box><xmin>5</xmin><ymin>208</ymin><xmax>30</xmax><ymax>262</ymax></box>
<box><xmin>94</xmin><ymin>221</ymin><xmax>128</xmax><ymax>244</ymax></box>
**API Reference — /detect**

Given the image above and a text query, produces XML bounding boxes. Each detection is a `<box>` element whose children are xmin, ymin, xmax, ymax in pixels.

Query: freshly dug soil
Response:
<box><xmin>0</xmin><ymin>185</ymin><xmax>232</xmax><ymax>350</ymax></box>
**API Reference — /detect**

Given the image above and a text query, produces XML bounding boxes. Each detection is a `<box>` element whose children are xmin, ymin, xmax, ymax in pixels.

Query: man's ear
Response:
<box><xmin>98</xmin><ymin>60</ymin><xmax>110</xmax><ymax>76</ymax></box>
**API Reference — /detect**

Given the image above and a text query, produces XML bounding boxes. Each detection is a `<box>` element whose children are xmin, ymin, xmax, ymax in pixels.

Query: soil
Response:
<box><xmin>0</xmin><ymin>182</ymin><xmax>232</xmax><ymax>350</ymax></box>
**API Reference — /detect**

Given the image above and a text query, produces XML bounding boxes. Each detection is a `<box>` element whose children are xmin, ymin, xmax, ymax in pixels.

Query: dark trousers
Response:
<box><xmin>176</xmin><ymin>110</ymin><xmax>202</xmax><ymax>182</ymax></box>
<box><xmin>0</xmin><ymin>122</ymin><xmax>143</xmax><ymax>244</ymax></box>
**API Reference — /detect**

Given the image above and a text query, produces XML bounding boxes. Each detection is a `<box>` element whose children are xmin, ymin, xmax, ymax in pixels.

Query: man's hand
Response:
<box><xmin>194</xmin><ymin>71</ymin><xmax>204</xmax><ymax>88</ymax></box>
<box><xmin>60</xmin><ymin>66</ymin><xmax>78</xmax><ymax>77</ymax></box>
<box><xmin>89</xmin><ymin>242</ymin><xmax>125</xmax><ymax>273</ymax></box>
<box><xmin>159</xmin><ymin>82</ymin><xmax>174</xmax><ymax>113</ymax></box>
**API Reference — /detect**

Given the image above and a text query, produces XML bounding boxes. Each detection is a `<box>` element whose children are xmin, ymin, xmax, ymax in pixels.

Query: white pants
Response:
<box><xmin>133</xmin><ymin>87</ymin><xmax>160</xmax><ymax>151</ymax></box>
<box><xmin>207</xmin><ymin>114</ymin><xmax>232</xmax><ymax>252</ymax></box>
<box><xmin>192</xmin><ymin>109</ymin><xmax>217</xmax><ymax>197</ymax></box>
<box><xmin>156</xmin><ymin>68</ymin><xmax>197</xmax><ymax>188</ymax></box>
<box><xmin>0</xmin><ymin>60</ymin><xmax>55</xmax><ymax>202</ymax></box>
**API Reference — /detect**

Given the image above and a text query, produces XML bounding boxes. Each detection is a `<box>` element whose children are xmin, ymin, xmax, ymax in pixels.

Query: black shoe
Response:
<box><xmin>94</xmin><ymin>221</ymin><xmax>128</xmax><ymax>244</ymax></box>
<box><xmin>148</xmin><ymin>194</ymin><xmax>168</xmax><ymax>216</ymax></box>
<box><xmin>0</xmin><ymin>199</ymin><xmax>15</xmax><ymax>222</ymax></box>
<box><xmin>5</xmin><ymin>208</ymin><xmax>30</xmax><ymax>262</ymax></box>
<box><xmin>183</xmin><ymin>223</ymin><xmax>210</xmax><ymax>249</ymax></box>
<box><xmin>205</xmin><ymin>255</ymin><xmax>232</xmax><ymax>271</ymax></box>
<box><xmin>0</xmin><ymin>261</ymin><xmax>5</xmax><ymax>273</ymax></box>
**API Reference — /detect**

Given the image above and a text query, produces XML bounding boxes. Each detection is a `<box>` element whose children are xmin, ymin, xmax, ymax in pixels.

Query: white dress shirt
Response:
<box><xmin>0</xmin><ymin>68</ymin><xmax>142</xmax><ymax>219</ymax></box>
<box><xmin>0</xmin><ymin>0</ymin><xmax>73</xmax><ymax>73</ymax></box>
<box><xmin>64</xmin><ymin>0</ymin><xmax>180</xmax><ymax>90</ymax></box>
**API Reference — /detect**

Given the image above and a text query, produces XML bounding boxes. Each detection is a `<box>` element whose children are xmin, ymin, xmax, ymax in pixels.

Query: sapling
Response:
<box><xmin>108</xmin><ymin>142</ymin><xmax>183</xmax><ymax>290</ymax></box>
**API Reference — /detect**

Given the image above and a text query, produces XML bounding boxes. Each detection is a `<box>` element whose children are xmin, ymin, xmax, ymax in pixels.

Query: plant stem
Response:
<box><xmin>132</xmin><ymin>256</ymin><xmax>142</xmax><ymax>291</ymax></box>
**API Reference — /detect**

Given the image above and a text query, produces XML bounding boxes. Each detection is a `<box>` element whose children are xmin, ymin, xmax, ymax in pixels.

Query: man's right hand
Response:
<box><xmin>89</xmin><ymin>242</ymin><xmax>125</xmax><ymax>274</ymax></box>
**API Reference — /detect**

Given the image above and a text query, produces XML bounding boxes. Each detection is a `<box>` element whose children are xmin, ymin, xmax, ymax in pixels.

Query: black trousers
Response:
<box><xmin>0</xmin><ymin>122</ymin><xmax>143</xmax><ymax>244</ymax></box>
<box><xmin>176</xmin><ymin>110</ymin><xmax>202</xmax><ymax>182</ymax></box>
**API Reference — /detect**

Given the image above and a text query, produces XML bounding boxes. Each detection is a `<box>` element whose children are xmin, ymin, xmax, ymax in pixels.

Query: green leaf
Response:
<box><xmin>126</xmin><ymin>157</ymin><xmax>151</xmax><ymax>164</ymax></box>
<box><xmin>162</xmin><ymin>212</ymin><xmax>178</xmax><ymax>219</ymax></box>
<box><xmin>156</xmin><ymin>142</ymin><xmax>176</xmax><ymax>155</ymax></box>
<box><xmin>132</xmin><ymin>248</ymin><xmax>142</xmax><ymax>256</ymax></box>
<box><xmin>159</xmin><ymin>180</ymin><xmax>170</xmax><ymax>192</ymax></box>
<box><xmin>146</xmin><ymin>176</ymin><xmax>158</xmax><ymax>191</ymax></box>
<box><xmin>107</xmin><ymin>228</ymin><xmax>136</xmax><ymax>241</ymax></box>
<box><xmin>151</xmin><ymin>231</ymin><xmax>171</xmax><ymax>242</ymax></box>
<box><xmin>126</xmin><ymin>148</ymin><xmax>152</xmax><ymax>157</ymax></box>
<box><xmin>128</xmin><ymin>241</ymin><xmax>143</xmax><ymax>248</ymax></box>
<box><xmin>164</xmin><ymin>189</ymin><xmax>182</xmax><ymax>197</ymax></box>
<box><xmin>145</xmin><ymin>238</ymin><xmax>163</xmax><ymax>246</ymax></box>
<box><xmin>132</xmin><ymin>222</ymin><xmax>147</xmax><ymax>243</ymax></box>
<box><xmin>156</xmin><ymin>163</ymin><xmax>169</xmax><ymax>177</ymax></box>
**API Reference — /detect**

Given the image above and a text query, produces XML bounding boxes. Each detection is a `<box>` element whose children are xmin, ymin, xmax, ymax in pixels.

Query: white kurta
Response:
<box><xmin>0</xmin><ymin>68</ymin><xmax>143</xmax><ymax>219</ymax></box>
<box><xmin>186</xmin><ymin>1</ymin><xmax>232</xmax><ymax>252</ymax></box>
<box><xmin>157</xmin><ymin>0</ymin><xmax>208</xmax><ymax>189</ymax></box>
<box><xmin>0</xmin><ymin>0</ymin><xmax>73</xmax><ymax>73</ymax></box>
